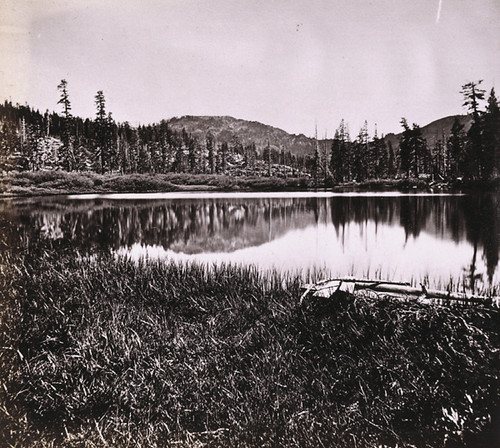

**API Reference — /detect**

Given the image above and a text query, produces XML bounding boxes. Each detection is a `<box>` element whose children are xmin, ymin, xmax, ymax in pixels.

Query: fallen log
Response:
<box><xmin>300</xmin><ymin>280</ymin><xmax>342</xmax><ymax>303</ymax></box>
<box><xmin>300</xmin><ymin>278</ymin><xmax>497</xmax><ymax>305</ymax></box>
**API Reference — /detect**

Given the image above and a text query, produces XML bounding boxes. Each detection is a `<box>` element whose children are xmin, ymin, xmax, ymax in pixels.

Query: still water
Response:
<box><xmin>2</xmin><ymin>192</ymin><xmax>499</xmax><ymax>290</ymax></box>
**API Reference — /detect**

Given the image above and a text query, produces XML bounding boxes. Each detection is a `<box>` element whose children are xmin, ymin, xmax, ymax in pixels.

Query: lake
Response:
<box><xmin>2</xmin><ymin>191</ymin><xmax>499</xmax><ymax>291</ymax></box>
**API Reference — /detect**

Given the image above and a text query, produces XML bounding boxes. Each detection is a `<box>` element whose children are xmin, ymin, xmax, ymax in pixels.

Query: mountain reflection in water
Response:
<box><xmin>2</xmin><ymin>193</ymin><xmax>499</xmax><ymax>289</ymax></box>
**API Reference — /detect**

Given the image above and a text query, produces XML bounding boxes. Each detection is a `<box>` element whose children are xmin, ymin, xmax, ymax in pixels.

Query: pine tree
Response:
<box><xmin>94</xmin><ymin>90</ymin><xmax>115</xmax><ymax>173</ymax></box>
<box><xmin>106</xmin><ymin>112</ymin><xmax>117</xmax><ymax>172</ymax></box>
<box><xmin>57</xmin><ymin>79</ymin><xmax>75</xmax><ymax>170</ymax></box>
<box><xmin>399</xmin><ymin>119</ymin><xmax>427</xmax><ymax>177</ymax></box>
<box><xmin>330</xmin><ymin>120</ymin><xmax>350</xmax><ymax>183</ymax></box>
<box><xmin>483</xmin><ymin>88</ymin><xmax>500</xmax><ymax>179</ymax></box>
<box><xmin>321</xmin><ymin>134</ymin><xmax>331</xmax><ymax>185</ymax></box>
<box><xmin>432</xmin><ymin>139</ymin><xmax>445</xmax><ymax>179</ymax></box>
<box><xmin>43</xmin><ymin>110</ymin><xmax>51</xmax><ymax>137</ymax></box>
<box><xmin>461</xmin><ymin>81</ymin><xmax>486</xmax><ymax>119</ymax></box>
<box><xmin>411</xmin><ymin>124</ymin><xmax>427</xmax><ymax>176</ymax></box>
<box><xmin>158</xmin><ymin>120</ymin><xmax>175</xmax><ymax>173</ymax></box>
<box><xmin>172</xmin><ymin>137</ymin><xmax>184</xmax><ymax>173</ymax></box>
<box><xmin>57</xmin><ymin>80</ymin><xmax>71</xmax><ymax>117</ymax></box>
<box><xmin>266</xmin><ymin>140</ymin><xmax>272</xmax><ymax>177</ymax></box>
<box><xmin>312</xmin><ymin>126</ymin><xmax>320</xmax><ymax>185</ymax></box>
<box><xmin>0</xmin><ymin>121</ymin><xmax>19</xmax><ymax>172</ymax></box>
<box><xmin>206</xmin><ymin>132</ymin><xmax>215</xmax><ymax>174</ymax></box>
<box><xmin>24</xmin><ymin>120</ymin><xmax>43</xmax><ymax>171</ymax></box>
<box><xmin>219</xmin><ymin>142</ymin><xmax>228</xmax><ymax>174</ymax></box>
<box><xmin>330</xmin><ymin>130</ymin><xmax>342</xmax><ymax>183</ymax></box>
<box><xmin>387</xmin><ymin>141</ymin><xmax>396</xmax><ymax>177</ymax></box>
<box><xmin>116</xmin><ymin>124</ymin><xmax>129</xmax><ymax>173</ymax></box>
<box><xmin>352</xmin><ymin>122</ymin><xmax>369</xmax><ymax>181</ymax></box>
<box><xmin>246</xmin><ymin>142</ymin><xmax>257</xmax><ymax>171</ymax></box>
<box><xmin>343</xmin><ymin>123</ymin><xmax>352</xmax><ymax>181</ymax></box>
<box><xmin>399</xmin><ymin>118</ymin><xmax>412</xmax><ymax>177</ymax></box>
<box><xmin>188</xmin><ymin>136</ymin><xmax>197</xmax><ymax>173</ymax></box>
<box><xmin>447</xmin><ymin>117</ymin><xmax>465</xmax><ymax>179</ymax></box>
<box><xmin>129</xmin><ymin>127</ymin><xmax>141</xmax><ymax>173</ymax></box>
<box><xmin>137</xmin><ymin>142</ymin><xmax>152</xmax><ymax>173</ymax></box>
<box><xmin>461</xmin><ymin>81</ymin><xmax>486</xmax><ymax>179</ymax></box>
<box><xmin>372</xmin><ymin>127</ymin><xmax>388</xmax><ymax>179</ymax></box>
<box><xmin>149</xmin><ymin>140</ymin><xmax>162</xmax><ymax>174</ymax></box>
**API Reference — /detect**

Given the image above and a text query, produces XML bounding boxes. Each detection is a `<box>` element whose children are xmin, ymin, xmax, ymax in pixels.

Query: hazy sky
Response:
<box><xmin>1</xmin><ymin>0</ymin><xmax>499</xmax><ymax>136</ymax></box>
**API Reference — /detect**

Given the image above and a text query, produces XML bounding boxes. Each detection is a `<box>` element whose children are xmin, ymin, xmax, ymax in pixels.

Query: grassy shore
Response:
<box><xmin>0</xmin><ymin>170</ymin><xmax>312</xmax><ymax>197</ymax></box>
<box><xmin>0</xmin><ymin>242</ymin><xmax>499</xmax><ymax>447</ymax></box>
<box><xmin>4</xmin><ymin>170</ymin><xmax>497</xmax><ymax>197</ymax></box>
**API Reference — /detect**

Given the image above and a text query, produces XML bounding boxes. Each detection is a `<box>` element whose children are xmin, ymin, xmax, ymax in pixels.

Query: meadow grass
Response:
<box><xmin>2</xmin><ymin>170</ymin><xmax>499</xmax><ymax>198</ymax></box>
<box><xmin>0</xmin><ymin>171</ymin><xmax>312</xmax><ymax>197</ymax></box>
<box><xmin>0</xmin><ymin>244</ymin><xmax>499</xmax><ymax>447</ymax></box>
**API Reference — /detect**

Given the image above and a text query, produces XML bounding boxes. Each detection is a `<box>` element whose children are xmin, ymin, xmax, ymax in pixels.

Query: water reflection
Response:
<box><xmin>2</xmin><ymin>193</ymin><xmax>499</xmax><ymax>289</ymax></box>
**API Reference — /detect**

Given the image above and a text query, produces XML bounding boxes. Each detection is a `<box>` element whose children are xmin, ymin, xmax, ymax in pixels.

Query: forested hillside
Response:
<box><xmin>1</xmin><ymin>80</ymin><xmax>499</xmax><ymax>185</ymax></box>
<box><xmin>0</xmin><ymin>97</ymin><xmax>312</xmax><ymax>179</ymax></box>
<box><xmin>167</xmin><ymin>115</ymin><xmax>316</xmax><ymax>157</ymax></box>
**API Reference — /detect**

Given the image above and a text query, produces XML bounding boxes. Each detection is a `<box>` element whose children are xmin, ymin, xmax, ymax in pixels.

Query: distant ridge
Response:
<box><xmin>167</xmin><ymin>115</ymin><xmax>317</xmax><ymax>157</ymax></box>
<box><xmin>167</xmin><ymin>114</ymin><xmax>473</xmax><ymax>156</ymax></box>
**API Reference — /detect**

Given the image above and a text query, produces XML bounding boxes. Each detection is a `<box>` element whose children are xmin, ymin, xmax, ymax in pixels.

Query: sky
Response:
<box><xmin>1</xmin><ymin>0</ymin><xmax>499</xmax><ymax>137</ymax></box>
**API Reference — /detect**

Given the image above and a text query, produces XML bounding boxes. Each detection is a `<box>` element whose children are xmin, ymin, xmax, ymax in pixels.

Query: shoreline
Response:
<box><xmin>1</xmin><ymin>170</ymin><xmax>499</xmax><ymax>198</ymax></box>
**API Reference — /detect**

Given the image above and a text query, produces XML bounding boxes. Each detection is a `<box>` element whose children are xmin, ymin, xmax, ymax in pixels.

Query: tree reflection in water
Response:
<box><xmin>2</xmin><ymin>193</ymin><xmax>498</xmax><ymax>288</ymax></box>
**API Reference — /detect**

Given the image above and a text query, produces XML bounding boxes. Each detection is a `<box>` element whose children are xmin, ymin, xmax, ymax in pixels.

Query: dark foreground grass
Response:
<box><xmin>0</xmin><ymin>248</ymin><xmax>499</xmax><ymax>447</ymax></box>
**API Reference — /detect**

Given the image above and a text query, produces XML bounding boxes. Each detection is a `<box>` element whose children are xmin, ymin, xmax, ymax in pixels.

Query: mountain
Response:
<box><xmin>383</xmin><ymin>115</ymin><xmax>473</xmax><ymax>152</ymax></box>
<box><xmin>167</xmin><ymin>115</ymin><xmax>317</xmax><ymax>157</ymax></box>
<box><xmin>168</xmin><ymin>114</ymin><xmax>474</xmax><ymax>157</ymax></box>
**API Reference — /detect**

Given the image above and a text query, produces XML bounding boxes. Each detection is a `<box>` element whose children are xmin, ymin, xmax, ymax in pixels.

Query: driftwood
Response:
<box><xmin>300</xmin><ymin>278</ymin><xmax>496</xmax><ymax>305</ymax></box>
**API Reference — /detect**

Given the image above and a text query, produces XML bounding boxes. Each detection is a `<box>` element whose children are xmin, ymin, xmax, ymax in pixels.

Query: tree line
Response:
<box><xmin>399</xmin><ymin>81</ymin><xmax>500</xmax><ymax>181</ymax></box>
<box><xmin>1</xmin><ymin>79</ymin><xmax>499</xmax><ymax>183</ymax></box>
<box><xmin>0</xmin><ymin>80</ymin><xmax>310</xmax><ymax>177</ymax></box>
<box><xmin>323</xmin><ymin>81</ymin><xmax>499</xmax><ymax>184</ymax></box>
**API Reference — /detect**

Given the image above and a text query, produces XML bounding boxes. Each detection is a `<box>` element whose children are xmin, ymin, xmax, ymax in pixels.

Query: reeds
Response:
<box><xmin>0</xmin><ymin>248</ymin><xmax>498</xmax><ymax>447</ymax></box>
